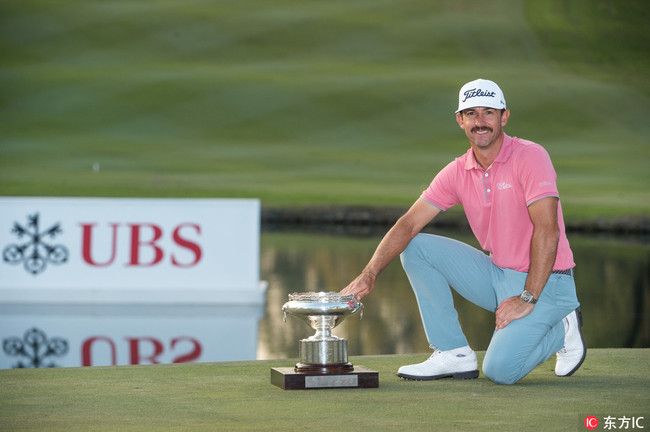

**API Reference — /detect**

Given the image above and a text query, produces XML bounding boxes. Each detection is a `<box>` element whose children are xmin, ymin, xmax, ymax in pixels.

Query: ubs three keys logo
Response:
<box><xmin>2</xmin><ymin>213</ymin><xmax>69</xmax><ymax>275</ymax></box>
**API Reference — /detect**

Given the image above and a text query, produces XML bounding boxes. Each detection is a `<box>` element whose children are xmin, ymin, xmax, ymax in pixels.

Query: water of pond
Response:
<box><xmin>256</xmin><ymin>228</ymin><xmax>650</xmax><ymax>360</ymax></box>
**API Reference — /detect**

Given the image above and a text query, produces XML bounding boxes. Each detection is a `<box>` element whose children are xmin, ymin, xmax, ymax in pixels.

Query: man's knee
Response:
<box><xmin>482</xmin><ymin>354</ymin><xmax>522</xmax><ymax>385</ymax></box>
<box><xmin>400</xmin><ymin>233</ymin><xmax>444</xmax><ymax>265</ymax></box>
<box><xmin>400</xmin><ymin>233</ymin><xmax>427</xmax><ymax>261</ymax></box>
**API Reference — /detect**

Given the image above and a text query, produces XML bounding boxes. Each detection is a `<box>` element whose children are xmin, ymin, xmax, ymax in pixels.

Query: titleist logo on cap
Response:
<box><xmin>462</xmin><ymin>88</ymin><xmax>497</xmax><ymax>103</ymax></box>
<box><xmin>455</xmin><ymin>79</ymin><xmax>506</xmax><ymax>113</ymax></box>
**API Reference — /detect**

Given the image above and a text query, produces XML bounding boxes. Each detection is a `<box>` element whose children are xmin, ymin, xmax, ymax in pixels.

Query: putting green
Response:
<box><xmin>1</xmin><ymin>349</ymin><xmax>648</xmax><ymax>431</ymax></box>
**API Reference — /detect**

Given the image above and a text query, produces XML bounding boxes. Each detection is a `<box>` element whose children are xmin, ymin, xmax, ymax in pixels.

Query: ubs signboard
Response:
<box><xmin>0</xmin><ymin>197</ymin><xmax>266</xmax><ymax>368</ymax></box>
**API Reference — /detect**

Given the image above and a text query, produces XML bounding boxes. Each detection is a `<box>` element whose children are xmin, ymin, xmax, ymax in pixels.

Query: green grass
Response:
<box><xmin>1</xmin><ymin>349</ymin><xmax>648</xmax><ymax>431</ymax></box>
<box><xmin>0</xmin><ymin>0</ymin><xmax>649</xmax><ymax>220</ymax></box>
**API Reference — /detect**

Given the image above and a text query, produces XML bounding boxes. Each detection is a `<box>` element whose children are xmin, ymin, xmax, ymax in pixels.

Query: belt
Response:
<box><xmin>551</xmin><ymin>268</ymin><xmax>573</xmax><ymax>276</ymax></box>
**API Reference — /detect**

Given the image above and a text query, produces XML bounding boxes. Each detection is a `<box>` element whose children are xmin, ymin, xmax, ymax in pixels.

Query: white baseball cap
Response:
<box><xmin>456</xmin><ymin>78</ymin><xmax>506</xmax><ymax>113</ymax></box>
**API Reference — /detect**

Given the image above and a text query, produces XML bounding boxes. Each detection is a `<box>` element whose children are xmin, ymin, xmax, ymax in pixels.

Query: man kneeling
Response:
<box><xmin>341</xmin><ymin>79</ymin><xmax>586</xmax><ymax>385</ymax></box>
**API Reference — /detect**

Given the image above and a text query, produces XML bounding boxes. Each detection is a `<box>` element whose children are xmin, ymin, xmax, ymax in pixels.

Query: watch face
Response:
<box><xmin>521</xmin><ymin>291</ymin><xmax>533</xmax><ymax>303</ymax></box>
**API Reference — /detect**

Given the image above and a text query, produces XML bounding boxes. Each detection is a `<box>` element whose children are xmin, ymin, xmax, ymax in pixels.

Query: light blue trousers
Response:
<box><xmin>400</xmin><ymin>233</ymin><xmax>580</xmax><ymax>384</ymax></box>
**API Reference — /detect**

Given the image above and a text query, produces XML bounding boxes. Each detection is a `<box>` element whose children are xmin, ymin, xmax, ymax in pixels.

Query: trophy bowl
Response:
<box><xmin>282</xmin><ymin>292</ymin><xmax>363</xmax><ymax>373</ymax></box>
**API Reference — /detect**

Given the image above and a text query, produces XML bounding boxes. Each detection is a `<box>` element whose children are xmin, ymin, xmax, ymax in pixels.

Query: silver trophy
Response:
<box><xmin>282</xmin><ymin>291</ymin><xmax>363</xmax><ymax>373</ymax></box>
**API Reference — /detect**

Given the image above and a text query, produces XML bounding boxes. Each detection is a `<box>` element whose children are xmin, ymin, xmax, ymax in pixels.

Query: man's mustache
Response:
<box><xmin>471</xmin><ymin>127</ymin><xmax>493</xmax><ymax>133</ymax></box>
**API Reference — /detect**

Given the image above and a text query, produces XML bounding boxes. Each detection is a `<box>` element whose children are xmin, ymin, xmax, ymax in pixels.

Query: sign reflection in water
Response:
<box><xmin>257</xmin><ymin>230</ymin><xmax>649</xmax><ymax>360</ymax></box>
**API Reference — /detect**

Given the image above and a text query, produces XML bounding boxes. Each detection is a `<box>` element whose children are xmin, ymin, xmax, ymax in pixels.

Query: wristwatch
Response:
<box><xmin>520</xmin><ymin>290</ymin><xmax>538</xmax><ymax>304</ymax></box>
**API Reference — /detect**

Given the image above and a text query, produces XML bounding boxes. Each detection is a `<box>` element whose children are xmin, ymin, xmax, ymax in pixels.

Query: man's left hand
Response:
<box><xmin>495</xmin><ymin>296</ymin><xmax>535</xmax><ymax>330</ymax></box>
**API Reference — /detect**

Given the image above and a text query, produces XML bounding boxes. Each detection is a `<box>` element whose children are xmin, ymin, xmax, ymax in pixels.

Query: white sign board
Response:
<box><xmin>0</xmin><ymin>197</ymin><xmax>264</xmax><ymax>304</ymax></box>
<box><xmin>0</xmin><ymin>197</ymin><xmax>266</xmax><ymax>368</ymax></box>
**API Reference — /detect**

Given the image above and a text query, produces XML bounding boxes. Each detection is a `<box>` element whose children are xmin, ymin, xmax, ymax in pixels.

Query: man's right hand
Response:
<box><xmin>340</xmin><ymin>270</ymin><xmax>376</xmax><ymax>300</ymax></box>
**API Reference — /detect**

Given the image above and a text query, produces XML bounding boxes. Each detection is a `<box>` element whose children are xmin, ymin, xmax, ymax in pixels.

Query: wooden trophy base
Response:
<box><xmin>271</xmin><ymin>365</ymin><xmax>379</xmax><ymax>390</ymax></box>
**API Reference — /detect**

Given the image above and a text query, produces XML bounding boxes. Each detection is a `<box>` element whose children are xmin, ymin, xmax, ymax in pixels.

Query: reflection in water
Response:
<box><xmin>257</xmin><ymin>230</ymin><xmax>650</xmax><ymax>360</ymax></box>
<box><xmin>0</xmin><ymin>304</ymin><xmax>264</xmax><ymax>368</ymax></box>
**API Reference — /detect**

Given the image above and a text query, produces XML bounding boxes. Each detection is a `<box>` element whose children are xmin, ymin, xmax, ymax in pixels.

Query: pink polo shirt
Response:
<box><xmin>421</xmin><ymin>134</ymin><xmax>575</xmax><ymax>272</ymax></box>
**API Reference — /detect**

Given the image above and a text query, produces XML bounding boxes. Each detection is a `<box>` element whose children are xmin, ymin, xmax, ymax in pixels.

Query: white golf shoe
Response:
<box><xmin>556</xmin><ymin>307</ymin><xmax>587</xmax><ymax>377</ymax></box>
<box><xmin>397</xmin><ymin>348</ymin><xmax>479</xmax><ymax>380</ymax></box>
